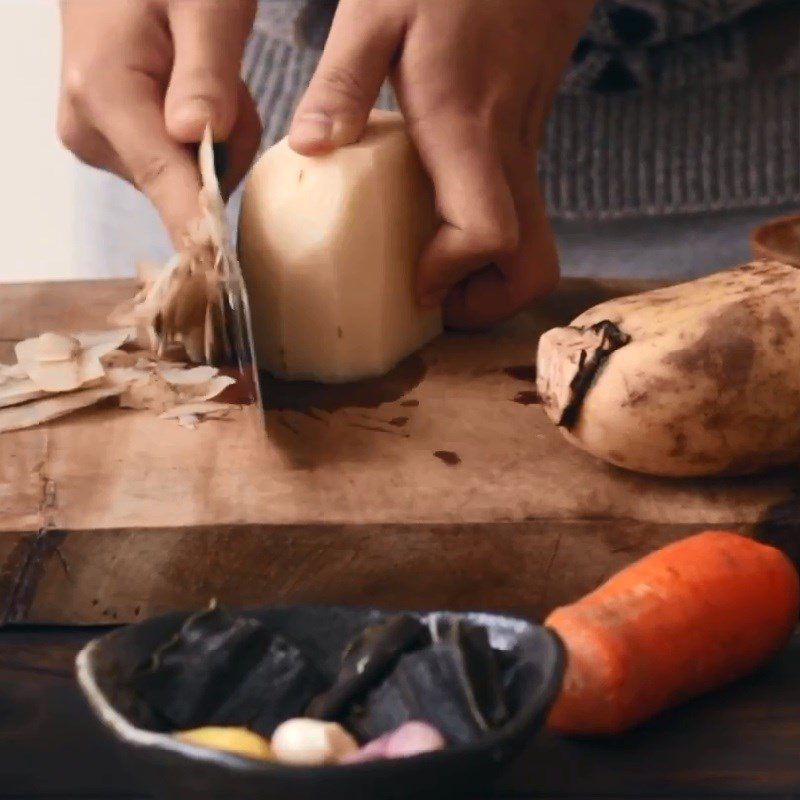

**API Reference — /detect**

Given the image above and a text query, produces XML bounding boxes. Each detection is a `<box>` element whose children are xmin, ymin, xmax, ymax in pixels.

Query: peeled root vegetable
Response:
<box><xmin>546</xmin><ymin>531</ymin><xmax>800</xmax><ymax>736</ymax></box>
<box><xmin>537</xmin><ymin>260</ymin><xmax>800</xmax><ymax>477</ymax></box>
<box><xmin>238</xmin><ymin>110</ymin><xmax>442</xmax><ymax>383</ymax></box>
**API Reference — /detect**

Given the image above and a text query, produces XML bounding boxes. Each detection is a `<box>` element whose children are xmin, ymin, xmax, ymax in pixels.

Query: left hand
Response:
<box><xmin>288</xmin><ymin>0</ymin><xmax>595</xmax><ymax>329</ymax></box>
<box><xmin>58</xmin><ymin>0</ymin><xmax>261</xmax><ymax>247</ymax></box>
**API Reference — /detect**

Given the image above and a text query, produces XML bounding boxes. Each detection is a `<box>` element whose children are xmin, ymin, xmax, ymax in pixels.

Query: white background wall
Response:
<box><xmin>0</xmin><ymin>0</ymin><xmax>76</xmax><ymax>282</ymax></box>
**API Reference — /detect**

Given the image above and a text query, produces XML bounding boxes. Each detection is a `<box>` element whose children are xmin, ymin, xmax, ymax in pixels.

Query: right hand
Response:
<box><xmin>287</xmin><ymin>0</ymin><xmax>594</xmax><ymax>330</ymax></box>
<box><xmin>58</xmin><ymin>0</ymin><xmax>262</xmax><ymax>246</ymax></box>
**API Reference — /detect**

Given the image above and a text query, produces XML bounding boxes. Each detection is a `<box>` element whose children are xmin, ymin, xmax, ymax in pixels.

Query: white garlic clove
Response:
<box><xmin>271</xmin><ymin>719</ymin><xmax>359</xmax><ymax>766</ymax></box>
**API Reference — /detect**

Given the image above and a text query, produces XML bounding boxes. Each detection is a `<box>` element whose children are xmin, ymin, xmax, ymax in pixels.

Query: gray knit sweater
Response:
<box><xmin>74</xmin><ymin>0</ymin><xmax>800</xmax><ymax>278</ymax></box>
<box><xmin>247</xmin><ymin>0</ymin><xmax>800</xmax><ymax>220</ymax></box>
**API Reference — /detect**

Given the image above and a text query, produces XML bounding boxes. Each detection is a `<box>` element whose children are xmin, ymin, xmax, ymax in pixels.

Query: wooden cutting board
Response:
<box><xmin>1</xmin><ymin>278</ymin><xmax>798</xmax><ymax>625</ymax></box>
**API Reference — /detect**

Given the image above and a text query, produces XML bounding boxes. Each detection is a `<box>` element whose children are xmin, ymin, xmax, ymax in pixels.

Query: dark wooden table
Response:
<box><xmin>3</xmin><ymin>625</ymin><xmax>800</xmax><ymax>799</ymax></box>
<box><xmin>5</xmin><ymin>277</ymin><xmax>800</xmax><ymax>796</ymax></box>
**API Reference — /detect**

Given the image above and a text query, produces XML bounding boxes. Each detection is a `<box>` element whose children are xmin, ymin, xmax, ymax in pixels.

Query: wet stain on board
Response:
<box><xmin>261</xmin><ymin>355</ymin><xmax>427</xmax><ymax>417</ymax></box>
<box><xmin>434</xmin><ymin>450</ymin><xmax>461</xmax><ymax>466</ymax></box>
<box><xmin>513</xmin><ymin>391</ymin><xmax>540</xmax><ymax>406</ymax></box>
<box><xmin>217</xmin><ymin>365</ymin><xmax>259</xmax><ymax>406</ymax></box>
<box><xmin>504</xmin><ymin>365</ymin><xmax>537</xmax><ymax>384</ymax></box>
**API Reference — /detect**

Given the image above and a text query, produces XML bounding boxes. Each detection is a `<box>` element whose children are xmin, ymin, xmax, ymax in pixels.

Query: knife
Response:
<box><xmin>197</xmin><ymin>126</ymin><xmax>263</xmax><ymax>412</ymax></box>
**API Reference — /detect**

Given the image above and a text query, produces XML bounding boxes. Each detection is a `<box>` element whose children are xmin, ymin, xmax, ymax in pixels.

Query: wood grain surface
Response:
<box><xmin>2</xmin><ymin>625</ymin><xmax>800</xmax><ymax>798</ymax></box>
<box><xmin>2</xmin><ymin>279</ymin><xmax>799</xmax><ymax>625</ymax></box>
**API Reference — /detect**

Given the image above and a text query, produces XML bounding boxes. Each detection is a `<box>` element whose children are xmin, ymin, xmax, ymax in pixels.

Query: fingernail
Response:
<box><xmin>292</xmin><ymin>112</ymin><xmax>333</xmax><ymax>145</ymax></box>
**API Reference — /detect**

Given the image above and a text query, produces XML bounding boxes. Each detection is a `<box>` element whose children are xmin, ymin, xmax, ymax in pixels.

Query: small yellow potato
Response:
<box><xmin>175</xmin><ymin>726</ymin><xmax>274</xmax><ymax>761</ymax></box>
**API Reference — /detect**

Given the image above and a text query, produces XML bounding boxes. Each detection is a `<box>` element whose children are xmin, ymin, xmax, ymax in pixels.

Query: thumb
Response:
<box><xmin>165</xmin><ymin>0</ymin><xmax>255</xmax><ymax>143</ymax></box>
<box><xmin>289</xmin><ymin>0</ymin><xmax>404</xmax><ymax>155</ymax></box>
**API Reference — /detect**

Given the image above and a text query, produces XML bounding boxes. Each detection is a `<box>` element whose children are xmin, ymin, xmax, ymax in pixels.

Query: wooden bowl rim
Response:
<box><xmin>750</xmin><ymin>211</ymin><xmax>800</xmax><ymax>265</ymax></box>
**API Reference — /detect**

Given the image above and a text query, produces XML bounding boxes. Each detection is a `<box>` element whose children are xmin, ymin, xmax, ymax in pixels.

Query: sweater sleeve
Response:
<box><xmin>583</xmin><ymin>0</ymin><xmax>772</xmax><ymax>48</ymax></box>
<box><xmin>252</xmin><ymin>0</ymin><xmax>789</xmax><ymax>93</ymax></box>
<box><xmin>253</xmin><ymin>0</ymin><xmax>335</xmax><ymax>48</ymax></box>
<box><xmin>254</xmin><ymin>0</ymin><xmax>774</xmax><ymax>49</ymax></box>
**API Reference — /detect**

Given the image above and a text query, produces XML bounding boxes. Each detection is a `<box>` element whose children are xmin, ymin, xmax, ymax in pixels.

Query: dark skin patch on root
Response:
<box><xmin>663</xmin><ymin>302</ymin><xmax>757</xmax><ymax>393</ymax></box>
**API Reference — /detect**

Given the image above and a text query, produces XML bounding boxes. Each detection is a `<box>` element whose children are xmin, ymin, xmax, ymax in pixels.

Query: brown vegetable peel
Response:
<box><xmin>159</xmin><ymin>401</ymin><xmax>233</xmax><ymax>422</ymax></box>
<box><xmin>0</xmin><ymin>385</ymin><xmax>123</xmax><ymax>433</ymax></box>
<box><xmin>0</xmin><ymin>377</ymin><xmax>47</xmax><ymax>409</ymax></box>
<box><xmin>14</xmin><ymin>329</ymin><xmax>134</xmax><ymax>394</ymax></box>
<box><xmin>109</xmin><ymin>126</ymin><xmax>260</xmax><ymax>406</ymax></box>
<box><xmin>0</xmin><ymin>128</ymin><xmax>257</xmax><ymax>434</ymax></box>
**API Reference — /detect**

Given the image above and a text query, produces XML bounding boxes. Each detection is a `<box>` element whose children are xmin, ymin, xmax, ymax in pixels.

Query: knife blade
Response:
<box><xmin>198</xmin><ymin>126</ymin><xmax>263</xmax><ymax>413</ymax></box>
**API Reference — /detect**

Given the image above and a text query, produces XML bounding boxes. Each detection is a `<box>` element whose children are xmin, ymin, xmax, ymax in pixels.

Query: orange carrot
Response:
<box><xmin>546</xmin><ymin>531</ymin><xmax>799</xmax><ymax>735</ymax></box>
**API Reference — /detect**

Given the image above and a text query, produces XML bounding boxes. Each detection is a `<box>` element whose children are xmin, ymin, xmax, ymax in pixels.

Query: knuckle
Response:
<box><xmin>316</xmin><ymin>65</ymin><xmax>369</xmax><ymax>107</ymax></box>
<box><xmin>132</xmin><ymin>155</ymin><xmax>172</xmax><ymax>194</ymax></box>
<box><xmin>56</xmin><ymin>106</ymin><xmax>96</xmax><ymax>164</ymax></box>
<box><xmin>56</xmin><ymin>108</ymin><xmax>82</xmax><ymax>153</ymax></box>
<box><xmin>188</xmin><ymin>64</ymin><xmax>230</xmax><ymax>90</ymax></box>
<box><xmin>464</xmin><ymin>217</ymin><xmax>520</xmax><ymax>260</ymax></box>
<box><xmin>61</xmin><ymin>65</ymin><xmax>93</xmax><ymax>108</ymax></box>
<box><xmin>174</xmin><ymin>66</ymin><xmax>230</xmax><ymax>102</ymax></box>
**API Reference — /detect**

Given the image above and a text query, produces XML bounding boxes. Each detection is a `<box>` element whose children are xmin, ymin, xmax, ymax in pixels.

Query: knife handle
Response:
<box><xmin>212</xmin><ymin>142</ymin><xmax>228</xmax><ymax>182</ymax></box>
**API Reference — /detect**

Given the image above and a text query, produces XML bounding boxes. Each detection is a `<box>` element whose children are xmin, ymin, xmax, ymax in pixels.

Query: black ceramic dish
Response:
<box><xmin>76</xmin><ymin>605</ymin><xmax>565</xmax><ymax>800</ymax></box>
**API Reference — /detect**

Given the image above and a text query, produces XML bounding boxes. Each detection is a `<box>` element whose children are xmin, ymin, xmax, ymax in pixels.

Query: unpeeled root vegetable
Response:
<box><xmin>238</xmin><ymin>110</ymin><xmax>442</xmax><ymax>383</ymax></box>
<box><xmin>536</xmin><ymin>260</ymin><xmax>800</xmax><ymax>476</ymax></box>
<box><xmin>270</xmin><ymin>719</ymin><xmax>359</xmax><ymax>766</ymax></box>
<box><xmin>546</xmin><ymin>531</ymin><xmax>800</xmax><ymax>736</ymax></box>
<box><xmin>176</xmin><ymin>726</ymin><xmax>274</xmax><ymax>761</ymax></box>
